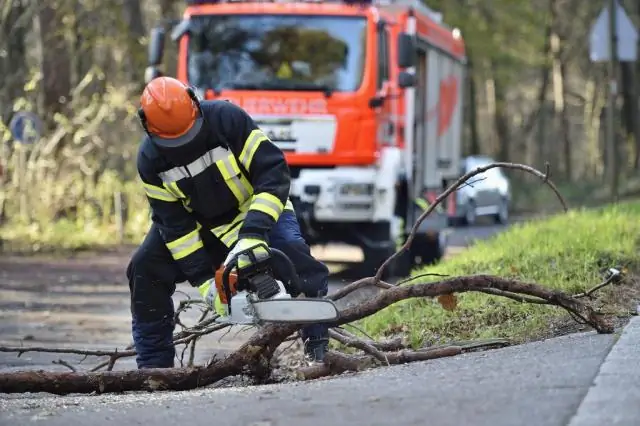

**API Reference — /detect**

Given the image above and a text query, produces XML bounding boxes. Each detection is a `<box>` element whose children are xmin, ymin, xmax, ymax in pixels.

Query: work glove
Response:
<box><xmin>223</xmin><ymin>237</ymin><xmax>269</xmax><ymax>270</ymax></box>
<box><xmin>197</xmin><ymin>278</ymin><xmax>227</xmax><ymax>317</ymax></box>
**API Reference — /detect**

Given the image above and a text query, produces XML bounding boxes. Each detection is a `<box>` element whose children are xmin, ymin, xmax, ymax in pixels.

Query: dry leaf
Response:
<box><xmin>438</xmin><ymin>294</ymin><xmax>458</xmax><ymax>311</ymax></box>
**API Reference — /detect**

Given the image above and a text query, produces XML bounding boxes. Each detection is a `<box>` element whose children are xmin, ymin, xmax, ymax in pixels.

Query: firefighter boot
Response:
<box><xmin>302</xmin><ymin>323</ymin><xmax>329</xmax><ymax>363</ymax></box>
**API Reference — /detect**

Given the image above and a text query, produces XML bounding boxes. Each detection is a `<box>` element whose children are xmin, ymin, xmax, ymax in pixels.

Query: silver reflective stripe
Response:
<box><xmin>159</xmin><ymin>147</ymin><xmax>229</xmax><ymax>183</ymax></box>
<box><xmin>168</xmin><ymin>232</ymin><xmax>201</xmax><ymax>258</ymax></box>
<box><xmin>159</xmin><ymin>167</ymin><xmax>189</xmax><ymax>183</ymax></box>
<box><xmin>253</xmin><ymin>196</ymin><xmax>283</xmax><ymax>216</ymax></box>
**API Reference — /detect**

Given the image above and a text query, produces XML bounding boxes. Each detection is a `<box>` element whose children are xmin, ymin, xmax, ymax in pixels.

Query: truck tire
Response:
<box><xmin>410</xmin><ymin>232</ymin><xmax>445</xmax><ymax>266</ymax></box>
<box><xmin>362</xmin><ymin>245</ymin><xmax>397</xmax><ymax>280</ymax></box>
<box><xmin>358</xmin><ymin>222</ymin><xmax>398</xmax><ymax>280</ymax></box>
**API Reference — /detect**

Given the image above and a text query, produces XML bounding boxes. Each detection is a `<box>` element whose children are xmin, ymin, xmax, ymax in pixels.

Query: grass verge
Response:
<box><xmin>360</xmin><ymin>201</ymin><xmax>640</xmax><ymax>348</ymax></box>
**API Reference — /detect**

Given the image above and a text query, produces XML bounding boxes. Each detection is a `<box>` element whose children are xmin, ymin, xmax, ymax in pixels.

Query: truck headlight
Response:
<box><xmin>339</xmin><ymin>183</ymin><xmax>374</xmax><ymax>196</ymax></box>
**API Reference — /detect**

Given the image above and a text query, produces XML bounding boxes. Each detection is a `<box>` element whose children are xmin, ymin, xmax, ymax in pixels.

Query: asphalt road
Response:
<box><xmin>0</xmin><ymin>330</ymin><xmax>622</xmax><ymax>426</ymax></box>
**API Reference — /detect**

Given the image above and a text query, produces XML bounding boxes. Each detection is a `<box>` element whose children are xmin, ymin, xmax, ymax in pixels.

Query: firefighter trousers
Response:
<box><xmin>126</xmin><ymin>211</ymin><xmax>330</xmax><ymax>369</ymax></box>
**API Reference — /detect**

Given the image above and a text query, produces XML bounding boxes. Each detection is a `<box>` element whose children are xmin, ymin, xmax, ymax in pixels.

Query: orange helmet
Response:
<box><xmin>137</xmin><ymin>76</ymin><xmax>203</xmax><ymax>148</ymax></box>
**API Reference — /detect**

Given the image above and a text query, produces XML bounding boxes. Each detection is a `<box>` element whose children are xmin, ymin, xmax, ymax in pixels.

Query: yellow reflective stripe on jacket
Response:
<box><xmin>415</xmin><ymin>197</ymin><xmax>444</xmax><ymax>213</ymax></box>
<box><xmin>211</xmin><ymin>201</ymin><xmax>251</xmax><ymax>248</ymax></box>
<box><xmin>211</xmin><ymin>197</ymin><xmax>294</xmax><ymax>248</ymax></box>
<box><xmin>212</xmin><ymin>211</ymin><xmax>247</xmax><ymax>248</ymax></box>
<box><xmin>215</xmin><ymin>153</ymin><xmax>253</xmax><ymax>204</ymax></box>
<box><xmin>249</xmin><ymin>192</ymin><xmax>284</xmax><ymax>221</ymax></box>
<box><xmin>239</xmin><ymin>129</ymin><xmax>268</xmax><ymax>170</ymax></box>
<box><xmin>415</xmin><ymin>198</ymin><xmax>429</xmax><ymax>211</ymax></box>
<box><xmin>164</xmin><ymin>181</ymin><xmax>185</xmax><ymax>199</ymax></box>
<box><xmin>143</xmin><ymin>183</ymin><xmax>178</xmax><ymax>202</ymax></box>
<box><xmin>166</xmin><ymin>223</ymin><xmax>203</xmax><ymax>260</ymax></box>
<box><xmin>163</xmin><ymin>181</ymin><xmax>193</xmax><ymax>212</ymax></box>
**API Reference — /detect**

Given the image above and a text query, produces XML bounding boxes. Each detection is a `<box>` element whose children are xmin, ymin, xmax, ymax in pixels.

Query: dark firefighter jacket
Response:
<box><xmin>136</xmin><ymin>100</ymin><xmax>294</xmax><ymax>287</ymax></box>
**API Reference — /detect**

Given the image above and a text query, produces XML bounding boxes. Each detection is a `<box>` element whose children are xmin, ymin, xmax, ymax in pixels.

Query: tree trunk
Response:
<box><xmin>489</xmin><ymin>62</ymin><xmax>510</xmax><ymax>162</ymax></box>
<box><xmin>37</xmin><ymin>2</ymin><xmax>72</xmax><ymax>134</ymax></box>
<box><xmin>466</xmin><ymin>55</ymin><xmax>481</xmax><ymax>155</ymax></box>
<box><xmin>522</xmin><ymin>4</ymin><xmax>551</xmax><ymax>168</ymax></box>
<box><xmin>122</xmin><ymin>0</ymin><xmax>147</xmax><ymax>88</ymax></box>
<box><xmin>0</xmin><ymin>0</ymin><xmax>30</xmax><ymax>224</ymax></box>
<box><xmin>620</xmin><ymin>62</ymin><xmax>638</xmax><ymax>169</ymax></box>
<box><xmin>70</xmin><ymin>0</ymin><xmax>94</xmax><ymax>88</ymax></box>
<box><xmin>550</xmin><ymin>0</ymin><xmax>571</xmax><ymax>181</ymax></box>
<box><xmin>0</xmin><ymin>0</ymin><xmax>29</xmax><ymax>123</ymax></box>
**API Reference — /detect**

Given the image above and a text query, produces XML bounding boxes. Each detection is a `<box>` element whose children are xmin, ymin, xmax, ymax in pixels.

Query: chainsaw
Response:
<box><xmin>212</xmin><ymin>242</ymin><xmax>340</xmax><ymax>325</ymax></box>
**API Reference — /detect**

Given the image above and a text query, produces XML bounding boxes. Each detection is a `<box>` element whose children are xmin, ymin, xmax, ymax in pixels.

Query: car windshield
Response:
<box><xmin>186</xmin><ymin>14</ymin><xmax>368</xmax><ymax>93</ymax></box>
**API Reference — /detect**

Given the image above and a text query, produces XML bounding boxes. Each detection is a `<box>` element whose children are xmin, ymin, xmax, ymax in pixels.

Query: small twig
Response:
<box><xmin>52</xmin><ymin>359</ymin><xmax>76</xmax><ymax>372</ymax></box>
<box><xmin>0</xmin><ymin>346</ymin><xmax>136</xmax><ymax>357</ymax></box>
<box><xmin>397</xmin><ymin>272</ymin><xmax>451</xmax><ymax>286</ymax></box>
<box><xmin>477</xmin><ymin>288</ymin><xmax>550</xmax><ymax>304</ymax></box>
<box><xmin>339</xmin><ymin>324</ymin><xmax>376</xmax><ymax>341</ymax></box>
<box><xmin>329</xmin><ymin>329</ymin><xmax>390</xmax><ymax>365</ymax></box>
<box><xmin>327</xmin><ymin>277</ymin><xmax>393</xmax><ymax>301</ymax></box>
<box><xmin>188</xmin><ymin>338</ymin><xmax>198</xmax><ymax>367</ymax></box>
<box><xmin>334</xmin><ymin>327</ymin><xmax>405</xmax><ymax>351</ymax></box>
<box><xmin>575</xmin><ymin>269</ymin><xmax>622</xmax><ymax>298</ymax></box>
<box><xmin>90</xmin><ymin>315</ymin><xmax>223</xmax><ymax>371</ymax></box>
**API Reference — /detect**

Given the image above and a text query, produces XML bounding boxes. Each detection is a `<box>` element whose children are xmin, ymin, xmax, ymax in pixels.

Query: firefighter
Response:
<box><xmin>127</xmin><ymin>76</ymin><xmax>330</xmax><ymax>369</ymax></box>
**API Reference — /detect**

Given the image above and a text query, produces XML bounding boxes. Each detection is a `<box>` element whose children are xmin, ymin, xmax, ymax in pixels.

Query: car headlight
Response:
<box><xmin>339</xmin><ymin>183</ymin><xmax>374</xmax><ymax>196</ymax></box>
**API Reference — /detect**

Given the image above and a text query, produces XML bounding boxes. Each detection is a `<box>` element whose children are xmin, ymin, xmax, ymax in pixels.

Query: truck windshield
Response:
<box><xmin>186</xmin><ymin>14</ymin><xmax>367</xmax><ymax>93</ymax></box>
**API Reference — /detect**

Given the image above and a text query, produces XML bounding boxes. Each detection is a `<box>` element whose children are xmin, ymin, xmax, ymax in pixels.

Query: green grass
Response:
<box><xmin>360</xmin><ymin>201</ymin><xmax>640</xmax><ymax>348</ymax></box>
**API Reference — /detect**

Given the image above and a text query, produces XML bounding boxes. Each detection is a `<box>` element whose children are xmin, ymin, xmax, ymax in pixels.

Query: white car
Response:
<box><xmin>448</xmin><ymin>155</ymin><xmax>511</xmax><ymax>226</ymax></box>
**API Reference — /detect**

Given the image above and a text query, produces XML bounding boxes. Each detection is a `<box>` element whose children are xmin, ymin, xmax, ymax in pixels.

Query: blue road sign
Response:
<box><xmin>9</xmin><ymin>112</ymin><xmax>42</xmax><ymax>144</ymax></box>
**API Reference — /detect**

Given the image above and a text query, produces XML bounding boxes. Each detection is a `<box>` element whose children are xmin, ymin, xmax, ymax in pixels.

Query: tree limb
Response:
<box><xmin>374</xmin><ymin>162</ymin><xmax>568</xmax><ymax>284</ymax></box>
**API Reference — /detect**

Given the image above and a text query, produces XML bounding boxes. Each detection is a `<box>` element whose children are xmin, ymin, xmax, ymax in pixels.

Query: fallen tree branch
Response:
<box><xmin>477</xmin><ymin>288</ymin><xmax>550</xmax><ymax>304</ymax></box>
<box><xmin>0</xmin><ymin>346</ymin><xmax>136</xmax><ymax>358</ymax></box>
<box><xmin>575</xmin><ymin>268</ymin><xmax>623</xmax><ymax>298</ymax></box>
<box><xmin>374</xmin><ymin>161</ymin><xmax>568</xmax><ymax>284</ymax></box>
<box><xmin>295</xmin><ymin>345</ymin><xmax>463</xmax><ymax>381</ymax></box>
<box><xmin>332</xmin><ymin>327</ymin><xmax>406</xmax><ymax>351</ymax></box>
<box><xmin>0</xmin><ymin>273</ymin><xmax>613</xmax><ymax>395</ymax></box>
<box><xmin>327</xmin><ymin>277</ymin><xmax>393</xmax><ymax>301</ymax></box>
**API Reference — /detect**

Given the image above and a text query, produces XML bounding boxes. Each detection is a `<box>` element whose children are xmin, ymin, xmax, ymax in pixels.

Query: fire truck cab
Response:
<box><xmin>144</xmin><ymin>0</ymin><xmax>466</xmax><ymax>278</ymax></box>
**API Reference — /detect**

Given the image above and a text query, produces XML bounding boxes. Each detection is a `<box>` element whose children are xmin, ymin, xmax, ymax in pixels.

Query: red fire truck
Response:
<box><xmin>144</xmin><ymin>0</ymin><xmax>466</xmax><ymax>277</ymax></box>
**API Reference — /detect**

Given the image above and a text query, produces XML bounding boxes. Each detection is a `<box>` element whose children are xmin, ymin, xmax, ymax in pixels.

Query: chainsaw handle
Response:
<box><xmin>269</xmin><ymin>247</ymin><xmax>303</xmax><ymax>296</ymax></box>
<box><xmin>220</xmin><ymin>243</ymin><xmax>302</xmax><ymax>299</ymax></box>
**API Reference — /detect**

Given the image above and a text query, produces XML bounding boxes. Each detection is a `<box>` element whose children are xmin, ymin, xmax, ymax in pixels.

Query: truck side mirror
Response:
<box><xmin>397</xmin><ymin>33</ymin><xmax>415</xmax><ymax>68</ymax></box>
<box><xmin>398</xmin><ymin>71</ymin><xmax>415</xmax><ymax>88</ymax></box>
<box><xmin>148</xmin><ymin>26</ymin><xmax>166</xmax><ymax>66</ymax></box>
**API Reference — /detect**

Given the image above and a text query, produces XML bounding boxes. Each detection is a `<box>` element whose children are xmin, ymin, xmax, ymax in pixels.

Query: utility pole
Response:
<box><xmin>607</xmin><ymin>0</ymin><xmax>620</xmax><ymax>200</ymax></box>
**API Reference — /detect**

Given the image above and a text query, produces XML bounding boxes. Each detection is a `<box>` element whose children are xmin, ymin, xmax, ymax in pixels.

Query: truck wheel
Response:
<box><xmin>410</xmin><ymin>232</ymin><xmax>445</xmax><ymax>266</ymax></box>
<box><xmin>358</xmin><ymin>222</ymin><xmax>398</xmax><ymax>280</ymax></box>
<box><xmin>362</xmin><ymin>246</ymin><xmax>397</xmax><ymax>280</ymax></box>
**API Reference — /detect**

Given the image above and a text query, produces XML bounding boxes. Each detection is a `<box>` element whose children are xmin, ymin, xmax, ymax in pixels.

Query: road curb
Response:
<box><xmin>567</xmin><ymin>316</ymin><xmax>640</xmax><ymax>426</ymax></box>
